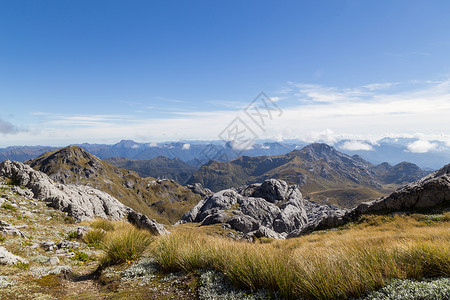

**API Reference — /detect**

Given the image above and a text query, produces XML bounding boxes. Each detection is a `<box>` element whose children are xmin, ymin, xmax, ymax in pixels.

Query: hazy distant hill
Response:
<box><xmin>104</xmin><ymin>156</ymin><xmax>198</xmax><ymax>184</ymax></box>
<box><xmin>2</xmin><ymin>138</ymin><xmax>449</xmax><ymax>170</ymax></box>
<box><xmin>0</xmin><ymin>146</ymin><xmax>58</xmax><ymax>162</ymax></box>
<box><xmin>336</xmin><ymin>138</ymin><xmax>450</xmax><ymax>170</ymax></box>
<box><xmin>187</xmin><ymin>143</ymin><xmax>428</xmax><ymax>208</ymax></box>
<box><xmin>26</xmin><ymin>146</ymin><xmax>202</xmax><ymax>224</ymax></box>
<box><xmin>81</xmin><ymin>140</ymin><xmax>298</xmax><ymax>166</ymax></box>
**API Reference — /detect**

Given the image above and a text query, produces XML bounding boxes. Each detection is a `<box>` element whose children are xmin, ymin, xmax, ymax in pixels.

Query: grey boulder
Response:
<box><xmin>0</xmin><ymin>246</ymin><xmax>28</xmax><ymax>265</ymax></box>
<box><xmin>182</xmin><ymin>179</ymin><xmax>309</xmax><ymax>239</ymax></box>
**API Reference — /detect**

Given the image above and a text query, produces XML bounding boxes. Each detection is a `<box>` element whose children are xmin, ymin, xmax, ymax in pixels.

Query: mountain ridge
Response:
<box><xmin>25</xmin><ymin>146</ymin><xmax>202</xmax><ymax>225</ymax></box>
<box><xmin>187</xmin><ymin>143</ymin><xmax>428</xmax><ymax>208</ymax></box>
<box><xmin>2</xmin><ymin>138</ymin><xmax>449</xmax><ymax>169</ymax></box>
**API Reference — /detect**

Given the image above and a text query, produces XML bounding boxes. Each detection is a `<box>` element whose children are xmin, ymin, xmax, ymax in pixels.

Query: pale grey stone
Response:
<box><xmin>0</xmin><ymin>246</ymin><xmax>28</xmax><ymax>265</ymax></box>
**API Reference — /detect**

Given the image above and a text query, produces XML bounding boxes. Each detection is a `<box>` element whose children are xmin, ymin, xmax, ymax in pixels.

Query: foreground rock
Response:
<box><xmin>0</xmin><ymin>160</ymin><xmax>168</xmax><ymax>235</ymax></box>
<box><xmin>0</xmin><ymin>220</ymin><xmax>25</xmax><ymax>237</ymax></box>
<box><xmin>182</xmin><ymin>179</ymin><xmax>344</xmax><ymax>239</ymax></box>
<box><xmin>0</xmin><ymin>247</ymin><xmax>28</xmax><ymax>265</ymax></box>
<box><xmin>355</xmin><ymin>163</ymin><xmax>450</xmax><ymax>214</ymax></box>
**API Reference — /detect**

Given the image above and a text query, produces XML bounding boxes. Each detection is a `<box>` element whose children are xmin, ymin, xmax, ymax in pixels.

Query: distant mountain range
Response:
<box><xmin>1</xmin><ymin>137</ymin><xmax>449</xmax><ymax>170</ymax></box>
<box><xmin>186</xmin><ymin>143</ymin><xmax>428</xmax><ymax>208</ymax></box>
<box><xmin>7</xmin><ymin>142</ymin><xmax>430</xmax><ymax>213</ymax></box>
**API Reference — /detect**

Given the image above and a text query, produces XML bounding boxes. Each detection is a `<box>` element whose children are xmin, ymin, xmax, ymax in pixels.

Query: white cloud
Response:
<box><xmin>270</xmin><ymin>96</ymin><xmax>282</xmax><ymax>102</ymax></box>
<box><xmin>406</xmin><ymin>140</ymin><xmax>438</xmax><ymax>153</ymax></box>
<box><xmin>304</xmin><ymin>129</ymin><xmax>337</xmax><ymax>144</ymax></box>
<box><xmin>362</xmin><ymin>82</ymin><xmax>398</xmax><ymax>91</ymax></box>
<box><xmin>340</xmin><ymin>141</ymin><xmax>374</xmax><ymax>151</ymax></box>
<box><xmin>182</xmin><ymin>143</ymin><xmax>191</xmax><ymax>150</ymax></box>
<box><xmin>230</xmin><ymin>140</ymin><xmax>254</xmax><ymax>151</ymax></box>
<box><xmin>0</xmin><ymin>119</ymin><xmax>19</xmax><ymax>134</ymax></box>
<box><xmin>3</xmin><ymin>79</ymin><xmax>450</xmax><ymax>147</ymax></box>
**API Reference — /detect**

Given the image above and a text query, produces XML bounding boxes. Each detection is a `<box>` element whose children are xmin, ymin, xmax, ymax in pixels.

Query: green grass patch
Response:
<box><xmin>67</xmin><ymin>231</ymin><xmax>79</xmax><ymax>239</ymax></box>
<box><xmin>1</xmin><ymin>203</ymin><xmax>17</xmax><ymax>211</ymax></box>
<box><xmin>72</xmin><ymin>251</ymin><xmax>90</xmax><ymax>262</ymax></box>
<box><xmin>414</xmin><ymin>213</ymin><xmax>450</xmax><ymax>225</ymax></box>
<box><xmin>34</xmin><ymin>274</ymin><xmax>60</xmax><ymax>288</ymax></box>
<box><xmin>15</xmin><ymin>262</ymin><xmax>29</xmax><ymax>270</ymax></box>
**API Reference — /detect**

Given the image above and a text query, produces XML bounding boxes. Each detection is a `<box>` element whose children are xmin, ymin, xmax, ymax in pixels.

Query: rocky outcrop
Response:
<box><xmin>127</xmin><ymin>210</ymin><xmax>170</xmax><ymax>236</ymax></box>
<box><xmin>289</xmin><ymin>163</ymin><xmax>450</xmax><ymax>237</ymax></box>
<box><xmin>186</xmin><ymin>183</ymin><xmax>213</xmax><ymax>198</ymax></box>
<box><xmin>0</xmin><ymin>247</ymin><xmax>28</xmax><ymax>265</ymax></box>
<box><xmin>354</xmin><ymin>163</ymin><xmax>450</xmax><ymax>215</ymax></box>
<box><xmin>0</xmin><ymin>220</ymin><xmax>25</xmax><ymax>237</ymax></box>
<box><xmin>182</xmin><ymin>179</ymin><xmax>317</xmax><ymax>239</ymax></box>
<box><xmin>0</xmin><ymin>160</ymin><xmax>127</xmax><ymax>221</ymax></box>
<box><xmin>0</xmin><ymin>160</ymin><xmax>169</xmax><ymax>235</ymax></box>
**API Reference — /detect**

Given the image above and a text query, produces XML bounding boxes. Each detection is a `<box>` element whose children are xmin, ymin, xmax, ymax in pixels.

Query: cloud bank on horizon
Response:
<box><xmin>2</xmin><ymin>78</ymin><xmax>450</xmax><ymax>154</ymax></box>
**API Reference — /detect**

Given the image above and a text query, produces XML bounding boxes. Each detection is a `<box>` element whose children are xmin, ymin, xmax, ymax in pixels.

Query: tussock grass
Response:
<box><xmin>90</xmin><ymin>218</ymin><xmax>115</xmax><ymax>231</ymax></box>
<box><xmin>152</xmin><ymin>214</ymin><xmax>450</xmax><ymax>299</ymax></box>
<box><xmin>102</xmin><ymin>227</ymin><xmax>153</xmax><ymax>264</ymax></box>
<box><xmin>81</xmin><ymin>220</ymin><xmax>155</xmax><ymax>265</ymax></box>
<box><xmin>83</xmin><ymin>229</ymin><xmax>106</xmax><ymax>248</ymax></box>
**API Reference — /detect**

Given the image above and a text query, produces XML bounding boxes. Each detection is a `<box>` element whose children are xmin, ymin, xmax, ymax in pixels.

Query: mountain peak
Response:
<box><xmin>26</xmin><ymin>146</ymin><xmax>105</xmax><ymax>182</ymax></box>
<box><xmin>291</xmin><ymin>143</ymin><xmax>346</xmax><ymax>162</ymax></box>
<box><xmin>38</xmin><ymin>146</ymin><xmax>101</xmax><ymax>163</ymax></box>
<box><xmin>113</xmin><ymin>140</ymin><xmax>140</xmax><ymax>149</ymax></box>
<box><xmin>304</xmin><ymin>142</ymin><xmax>335</xmax><ymax>151</ymax></box>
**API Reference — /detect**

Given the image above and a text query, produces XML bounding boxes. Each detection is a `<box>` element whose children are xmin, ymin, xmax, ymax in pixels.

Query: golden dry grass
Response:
<box><xmin>151</xmin><ymin>214</ymin><xmax>450</xmax><ymax>299</ymax></box>
<box><xmin>84</xmin><ymin>220</ymin><xmax>154</xmax><ymax>265</ymax></box>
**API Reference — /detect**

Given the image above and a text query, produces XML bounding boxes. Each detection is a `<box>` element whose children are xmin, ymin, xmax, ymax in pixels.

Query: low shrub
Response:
<box><xmin>67</xmin><ymin>231</ymin><xmax>79</xmax><ymax>240</ymax></box>
<box><xmin>73</xmin><ymin>251</ymin><xmax>89</xmax><ymax>262</ymax></box>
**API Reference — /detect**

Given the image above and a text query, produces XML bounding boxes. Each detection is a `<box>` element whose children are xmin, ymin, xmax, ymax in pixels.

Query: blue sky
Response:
<box><xmin>1</xmin><ymin>0</ymin><xmax>450</xmax><ymax>149</ymax></box>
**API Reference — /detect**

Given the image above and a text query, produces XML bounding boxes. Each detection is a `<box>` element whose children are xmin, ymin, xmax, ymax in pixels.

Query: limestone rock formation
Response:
<box><xmin>0</xmin><ymin>160</ymin><xmax>127</xmax><ymax>221</ymax></box>
<box><xmin>186</xmin><ymin>183</ymin><xmax>213</xmax><ymax>198</ymax></box>
<box><xmin>127</xmin><ymin>210</ymin><xmax>170</xmax><ymax>236</ymax></box>
<box><xmin>0</xmin><ymin>220</ymin><xmax>25</xmax><ymax>237</ymax></box>
<box><xmin>0</xmin><ymin>160</ymin><xmax>169</xmax><ymax>235</ymax></box>
<box><xmin>0</xmin><ymin>247</ymin><xmax>28</xmax><ymax>265</ymax></box>
<box><xmin>182</xmin><ymin>179</ymin><xmax>311</xmax><ymax>239</ymax></box>
<box><xmin>354</xmin><ymin>163</ymin><xmax>450</xmax><ymax>215</ymax></box>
